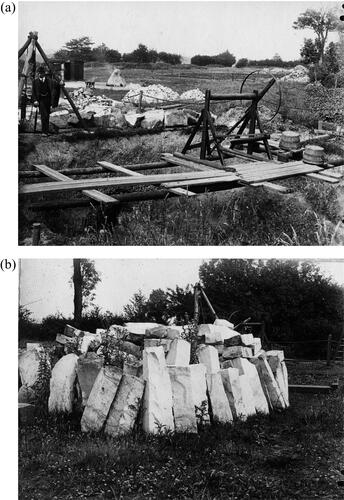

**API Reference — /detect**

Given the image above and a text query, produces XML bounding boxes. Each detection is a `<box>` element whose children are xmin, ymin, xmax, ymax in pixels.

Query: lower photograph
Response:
<box><xmin>18</xmin><ymin>258</ymin><xmax>344</xmax><ymax>499</ymax></box>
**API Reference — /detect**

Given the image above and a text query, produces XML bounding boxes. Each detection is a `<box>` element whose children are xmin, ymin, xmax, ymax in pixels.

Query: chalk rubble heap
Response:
<box><xmin>19</xmin><ymin>320</ymin><xmax>288</xmax><ymax>435</ymax></box>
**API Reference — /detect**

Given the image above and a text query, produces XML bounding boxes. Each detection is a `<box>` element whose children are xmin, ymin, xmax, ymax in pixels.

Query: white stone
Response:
<box><xmin>76</xmin><ymin>353</ymin><xmax>104</xmax><ymax>407</ymax></box>
<box><xmin>166</xmin><ymin>328</ymin><xmax>180</xmax><ymax>340</ymax></box>
<box><xmin>145</xmin><ymin>325</ymin><xmax>167</xmax><ymax>338</ymax></box>
<box><xmin>81</xmin><ymin>366</ymin><xmax>122</xmax><ymax>432</ymax></box>
<box><xmin>105</xmin><ymin>374</ymin><xmax>145</xmax><ymax>436</ymax></box>
<box><xmin>220</xmin><ymin>368</ymin><xmax>248</xmax><ymax>420</ymax></box>
<box><xmin>144</xmin><ymin>338</ymin><xmax>172</xmax><ymax>353</ymax></box>
<box><xmin>19</xmin><ymin>349</ymin><xmax>41</xmax><ymax>387</ymax></box>
<box><xmin>189</xmin><ymin>364</ymin><xmax>210</xmax><ymax>424</ymax></box>
<box><xmin>226</xmin><ymin>358</ymin><xmax>269</xmax><ymax>415</ymax></box>
<box><xmin>164</xmin><ymin>109</ymin><xmax>188</xmax><ymax>127</ymax></box>
<box><xmin>168</xmin><ymin>366</ymin><xmax>198</xmax><ymax>433</ymax></box>
<box><xmin>48</xmin><ymin>354</ymin><xmax>79</xmax><ymax>414</ymax></box>
<box><xmin>196</xmin><ymin>345</ymin><xmax>220</xmax><ymax>374</ymax></box>
<box><xmin>141</xmin><ymin>109</ymin><xmax>165</xmax><ymax>130</ymax></box>
<box><xmin>125</xmin><ymin>322</ymin><xmax>159</xmax><ymax>336</ymax></box>
<box><xmin>214</xmin><ymin>319</ymin><xmax>234</xmax><ymax>329</ymax></box>
<box><xmin>142</xmin><ymin>347</ymin><xmax>174</xmax><ymax>433</ymax></box>
<box><xmin>238</xmin><ymin>374</ymin><xmax>256</xmax><ymax>416</ymax></box>
<box><xmin>249</xmin><ymin>337</ymin><xmax>262</xmax><ymax>355</ymax></box>
<box><xmin>267</xmin><ymin>355</ymin><xmax>289</xmax><ymax>407</ymax></box>
<box><xmin>166</xmin><ymin>339</ymin><xmax>190</xmax><ymax>366</ymax></box>
<box><xmin>266</xmin><ymin>351</ymin><xmax>285</xmax><ymax>371</ymax></box>
<box><xmin>124</xmin><ymin>112</ymin><xmax>145</xmax><ymax>127</ymax></box>
<box><xmin>222</xmin><ymin>346</ymin><xmax>253</xmax><ymax>360</ymax></box>
<box><xmin>206</xmin><ymin>372</ymin><xmax>233</xmax><ymax>423</ymax></box>
<box><xmin>26</xmin><ymin>343</ymin><xmax>42</xmax><ymax>351</ymax></box>
<box><xmin>55</xmin><ymin>333</ymin><xmax>70</xmax><ymax>345</ymax></box>
<box><xmin>250</xmin><ymin>357</ymin><xmax>286</xmax><ymax>410</ymax></box>
<box><xmin>240</xmin><ymin>334</ymin><xmax>254</xmax><ymax>346</ymax></box>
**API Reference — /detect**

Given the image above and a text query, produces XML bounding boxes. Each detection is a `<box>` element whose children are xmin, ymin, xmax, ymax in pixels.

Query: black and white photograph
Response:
<box><xmin>18</xmin><ymin>1</ymin><xmax>344</xmax><ymax>246</ymax></box>
<box><xmin>18</xmin><ymin>258</ymin><xmax>344</xmax><ymax>498</ymax></box>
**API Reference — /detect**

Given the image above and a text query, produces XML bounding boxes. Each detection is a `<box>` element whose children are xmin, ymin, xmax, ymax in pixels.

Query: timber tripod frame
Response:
<box><xmin>182</xmin><ymin>79</ymin><xmax>276</xmax><ymax>165</ymax></box>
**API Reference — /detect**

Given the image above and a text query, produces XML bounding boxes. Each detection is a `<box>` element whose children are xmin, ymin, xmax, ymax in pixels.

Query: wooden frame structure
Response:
<box><xmin>18</xmin><ymin>31</ymin><xmax>87</xmax><ymax>129</ymax></box>
<box><xmin>182</xmin><ymin>79</ymin><xmax>276</xmax><ymax>165</ymax></box>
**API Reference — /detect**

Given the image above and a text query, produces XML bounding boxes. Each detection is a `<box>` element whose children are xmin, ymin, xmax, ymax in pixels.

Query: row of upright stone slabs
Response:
<box><xmin>45</xmin><ymin>319</ymin><xmax>289</xmax><ymax>435</ymax></box>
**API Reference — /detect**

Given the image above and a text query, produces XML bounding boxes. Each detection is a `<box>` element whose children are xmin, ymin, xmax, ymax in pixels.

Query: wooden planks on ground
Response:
<box><xmin>33</xmin><ymin>164</ymin><xmax>119</xmax><ymax>204</ymax></box>
<box><xmin>236</xmin><ymin>161</ymin><xmax>324</xmax><ymax>184</ymax></box>
<box><xmin>20</xmin><ymin>170</ymin><xmax>237</xmax><ymax>195</ymax></box>
<box><xmin>98</xmin><ymin>160</ymin><xmax>196</xmax><ymax>197</ymax></box>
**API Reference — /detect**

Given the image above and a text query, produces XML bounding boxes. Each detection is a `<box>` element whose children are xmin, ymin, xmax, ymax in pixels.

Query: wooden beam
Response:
<box><xmin>20</xmin><ymin>170</ymin><xmax>234</xmax><ymax>195</ymax></box>
<box><xmin>306</xmin><ymin>173</ymin><xmax>340</xmax><ymax>184</ymax></box>
<box><xmin>98</xmin><ymin>160</ymin><xmax>196</xmax><ymax>197</ymax></box>
<box><xmin>250</xmin><ymin>181</ymin><xmax>293</xmax><ymax>193</ymax></box>
<box><xmin>18</xmin><ymin>35</ymin><xmax>36</xmax><ymax>107</ymax></box>
<box><xmin>33</xmin><ymin>164</ymin><xmax>119</xmax><ymax>204</ymax></box>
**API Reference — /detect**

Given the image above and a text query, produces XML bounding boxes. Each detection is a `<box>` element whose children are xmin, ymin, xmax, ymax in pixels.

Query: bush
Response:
<box><xmin>236</xmin><ymin>58</ymin><xmax>248</xmax><ymax>68</ymax></box>
<box><xmin>191</xmin><ymin>51</ymin><xmax>236</xmax><ymax>67</ymax></box>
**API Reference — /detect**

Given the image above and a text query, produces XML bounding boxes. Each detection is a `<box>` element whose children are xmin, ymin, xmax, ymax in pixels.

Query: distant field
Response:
<box><xmin>84</xmin><ymin>62</ymin><xmax>277</xmax><ymax>95</ymax></box>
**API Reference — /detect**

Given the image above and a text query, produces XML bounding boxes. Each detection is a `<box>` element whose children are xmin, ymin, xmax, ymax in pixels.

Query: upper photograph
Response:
<box><xmin>18</xmin><ymin>1</ymin><xmax>344</xmax><ymax>246</ymax></box>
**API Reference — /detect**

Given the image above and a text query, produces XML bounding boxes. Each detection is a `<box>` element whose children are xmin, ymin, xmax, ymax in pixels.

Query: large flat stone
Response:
<box><xmin>249</xmin><ymin>337</ymin><xmax>262</xmax><ymax>355</ymax></box>
<box><xmin>222</xmin><ymin>346</ymin><xmax>253</xmax><ymax>360</ymax></box>
<box><xmin>142</xmin><ymin>347</ymin><xmax>174</xmax><ymax>433</ymax></box>
<box><xmin>164</xmin><ymin>109</ymin><xmax>188</xmax><ymax>127</ymax></box>
<box><xmin>266</xmin><ymin>351</ymin><xmax>285</xmax><ymax>371</ymax></box>
<box><xmin>214</xmin><ymin>319</ymin><xmax>235</xmax><ymax>329</ymax></box>
<box><xmin>81</xmin><ymin>365</ymin><xmax>122</xmax><ymax>432</ymax></box>
<box><xmin>238</xmin><ymin>374</ymin><xmax>256</xmax><ymax>416</ymax></box>
<box><xmin>220</xmin><ymin>368</ymin><xmax>248</xmax><ymax>420</ymax></box>
<box><xmin>141</xmin><ymin>109</ymin><xmax>165</xmax><ymax>129</ymax></box>
<box><xmin>196</xmin><ymin>345</ymin><xmax>220</xmax><ymax>374</ymax></box>
<box><xmin>166</xmin><ymin>339</ymin><xmax>190</xmax><ymax>366</ymax></box>
<box><xmin>240</xmin><ymin>334</ymin><xmax>254</xmax><ymax>346</ymax></box>
<box><xmin>145</xmin><ymin>325</ymin><xmax>168</xmax><ymax>339</ymax></box>
<box><xmin>250</xmin><ymin>357</ymin><xmax>286</xmax><ymax>410</ymax></box>
<box><xmin>105</xmin><ymin>374</ymin><xmax>145</xmax><ymax>436</ymax></box>
<box><xmin>189</xmin><ymin>364</ymin><xmax>210</xmax><ymax>424</ymax></box>
<box><xmin>266</xmin><ymin>354</ymin><xmax>289</xmax><ymax>407</ymax></box>
<box><xmin>168</xmin><ymin>366</ymin><xmax>198</xmax><ymax>433</ymax></box>
<box><xmin>76</xmin><ymin>353</ymin><xmax>104</xmax><ymax>407</ymax></box>
<box><xmin>48</xmin><ymin>354</ymin><xmax>79</xmax><ymax>414</ymax></box>
<box><xmin>198</xmin><ymin>324</ymin><xmax>238</xmax><ymax>344</ymax></box>
<box><xmin>206</xmin><ymin>372</ymin><xmax>233</xmax><ymax>424</ymax></box>
<box><xmin>19</xmin><ymin>349</ymin><xmax>41</xmax><ymax>387</ymax></box>
<box><xmin>226</xmin><ymin>358</ymin><xmax>269</xmax><ymax>415</ymax></box>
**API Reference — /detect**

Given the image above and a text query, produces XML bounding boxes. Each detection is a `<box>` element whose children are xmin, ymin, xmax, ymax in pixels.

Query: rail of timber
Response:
<box><xmin>19</xmin><ymin>150</ymin><xmax>343</xmax><ymax>212</ymax></box>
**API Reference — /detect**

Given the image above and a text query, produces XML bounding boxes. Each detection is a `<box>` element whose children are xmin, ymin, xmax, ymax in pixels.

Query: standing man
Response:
<box><xmin>32</xmin><ymin>66</ymin><xmax>57</xmax><ymax>136</ymax></box>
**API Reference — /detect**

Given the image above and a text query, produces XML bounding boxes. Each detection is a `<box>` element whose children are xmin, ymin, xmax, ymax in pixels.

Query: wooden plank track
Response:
<box><xmin>98</xmin><ymin>160</ymin><xmax>196</xmax><ymax>197</ymax></box>
<box><xmin>33</xmin><ymin>164</ymin><xmax>119</xmax><ymax>204</ymax></box>
<box><xmin>236</xmin><ymin>161</ymin><xmax>324</xmax><ymax>184</ymax></box>
<box><xmin>20</xmin><ymin>170</ymin><xmax>236</xmax><ymax>195</ymax></box>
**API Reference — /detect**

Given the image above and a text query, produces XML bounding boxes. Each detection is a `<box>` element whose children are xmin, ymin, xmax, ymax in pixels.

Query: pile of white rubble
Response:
<box><xmin>19</xmin><ymin>319</ymin><xmax>288</xmax><ymax>435</ymax></box>
<box><xmin>280</xmin><ymin>65</ymin><xmax>310</xmax><ymax>83</ymax></box>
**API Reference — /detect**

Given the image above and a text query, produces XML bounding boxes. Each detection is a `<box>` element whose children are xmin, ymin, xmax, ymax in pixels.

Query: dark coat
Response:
<box><xmin>32</xmin><ymin>76</ymin><xmax>60</xmax><ymax>108</ymax></box>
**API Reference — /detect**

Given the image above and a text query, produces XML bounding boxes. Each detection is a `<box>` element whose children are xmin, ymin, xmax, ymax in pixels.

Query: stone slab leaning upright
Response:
<box><xmin>81</xmin><ymin>365</ymin><xmax>122</xmax><ymax>432</ymax></box>
<box><xmin>196</xmin><ymin>345</ymin><xmax>220</xmax><ymax>374</ymax></box>
<box><xmin>105</xmin><ymin>374</ymin><xmax>145</xmax><ymax>437</ymax></box>
<box><xmin>76</xmin><ymin>353</ymin><xmax>104</xmax><ymax>407</ymax></box>
<box><xmin>168</xmin><ymin>366</ymin><xmax>198</xmax><ymax>433</ymax></box>
<box><xmin>142</xmin><ymin>346</ymin><xmax>174</xmax><ymax>433</ymax></box>
<box><xmin>206</xmin><ymin>372</ymin><xmax>233</xmax><ymax>424</ymax></box>
<box><xmin>189</xmin><ymin>363</ymin><xmax>210</xmax><ymax>424</ymax></box>
<box><xmin>166</xmin><ymin>339</ymin><xmax>190</xmax><ymax>366</ymax></box>
<box><xmin>48</xmin><ymin>353</ymin><xmax>79</xmax><ymax>414</ymax></box>
<box><xmin>220</xmin><ymin>367</ymin><xmax>248</xmax><ymax>420</ymax></box>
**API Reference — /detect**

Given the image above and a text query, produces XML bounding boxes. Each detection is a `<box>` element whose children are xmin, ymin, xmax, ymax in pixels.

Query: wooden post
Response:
<box><xmin>32</xmin><ymin>223</ymin><xmax>41</xmax><ymax>245</ymax></box>
<box><xmin>35</xmin><ymin>40</ymin><xmax>88</xmax><ymax>130</ymax></box>
<box><xmin>138</xmin><ymin>90</ymin><xmax>143</xmax><ymax>113</ymax></box>
<box><xmin>200</xmin><ymin>90</ymin><xmax>210</xmax><ymax>159</ymax></box>
<box><xmin>193</xmin><ymin>283</ymin><xmax>200</xmax><ymax>324</ymax></box>
<box><xmin>326</xmin><ymin>333</ymin><xmax>333</xmax><ymax>366</ymax></box>
<box><xmin>200</xmin><ymin>287</ymin><xmax>218</xmax><ymax>320</ymax></box>
<box><xmin>18</xmin><ymin>32</ymin><xmax>37</xmax><ymax>107</ymax></box>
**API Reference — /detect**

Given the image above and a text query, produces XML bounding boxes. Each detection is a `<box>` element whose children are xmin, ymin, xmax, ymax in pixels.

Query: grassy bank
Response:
<box><xmin>19</xmin><ymin>361</ymin><xmax>344</xmax><ymax>499</ymax></box>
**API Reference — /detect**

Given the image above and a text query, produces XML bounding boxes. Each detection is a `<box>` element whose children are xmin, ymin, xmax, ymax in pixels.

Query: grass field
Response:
<box><xmin>18</xmin><ymin>360</ymin><xmax>344</xmax><ymax>500</ymax></box>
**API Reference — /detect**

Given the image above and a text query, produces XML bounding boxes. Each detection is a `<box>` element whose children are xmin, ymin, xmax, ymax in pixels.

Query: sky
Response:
<box><xmin>19</xmin><ymin>259</ymin><xmax>344</xmax><ymax>320</ymax></box>
<box><xmin>19</xmin><ymin>1</ymin><xmax>339</xmax><ymax>61</ymax></box>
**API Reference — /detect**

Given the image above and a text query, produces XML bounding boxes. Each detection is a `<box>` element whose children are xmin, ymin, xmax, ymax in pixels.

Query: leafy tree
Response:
<box><xmin>123</xmin><ymin>44</ymin><xmax>158</xmax><ymax>64</ymax></box>
<box><xmin>191</xmin><ymin>54</ymin><xmax>215</xmax><ymax>66</ymax></box>
<box><xmin>165</xmin><ymin>285</ymin><xmax>195</xmax><ymax>323</ymax></box>
<box><xmin>293</xmin><ymin>9</ymin><xmax>339</xmax><ymax>64</ymax></box>
<box><xmin>145</xmin><ymin>288</ymin><xmax>169</xmax><ymax>324</ymax></box>
<box><xmin>324</xmin><ymin>41</ymin><xmax>340</xmax><ymax>74</ymax></box>
<box><xmin>236</xmin><ymin>58</ymin><xmax>248</xmax><ymax>68</ymax></box>
<box><xmin>92</xmin><ymin>43</ymin><xmax>109</xmax><ymax>62</ymax></box>
<box><xmin>71</xmin><ymin>259</ymin><xmax>101</xmax><ymax>325</ymax></box>
<box><xmin>199</xmin><ymin>259</ymin><xmax>343</xmax><ymax>356</ymax></box>
<box><xmin>214</xmin><ymin>50</ymin><xmax>236</xmax><ymax>67</ymax></box>
<box><xmin>123</xmin><ymin>290</ymin><xmax>148</xmax><ymax>321</ymax></box>
<box><xmin>158</xmin><ymin>51</ymin><xmax>182</xmax><ymax>65</ymax></box>
<box><xmin>300</xmin><ymin>38</ymin><xmax>321</xmax><ymax>65</ymax></box>
<box><xmin>55</xmin><ymin>36</ymin><xmax>95</xmax><ymax>61</ymax></box>
<box><xmin>105</xmin><ymin>49</ymin><xmax>121</xmax><ymax>63</ymax></box>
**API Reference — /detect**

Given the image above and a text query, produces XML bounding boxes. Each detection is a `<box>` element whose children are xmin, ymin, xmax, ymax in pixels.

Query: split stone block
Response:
<box><xmin>56</xmin><ymin>333</ymin><xmax>70</xmax><ymax>345</ymax></box>
<box><xmin>224</xmin><ymin>334</ymin><xmax>242</xmax><ymax>347</ymax></box>
<box><xmin>48</xmin><ymin>354</ymin><xmax>79</xmax><ymax>414</ymax></box>
<box><xmin>19</xmin><ymin>349</ymin><xmax>41</xmax><ymax>387</ymax></box>
<box><xmin>125</xmin><ymin>322</ymin><xmax>159</xmax><ymax>336</ymax></box>
<box><xmin>238</xmin><ymin>374</ymin><xmax>256</xmax><ymax>416</ymax></box>
<box><xmin>124</xmin><ymin>112</ymin><xmax>145</xmax><ymax>128</ymax></box>
<box><xmin>220</xmin><ymin>368</ymin><xmax>248</xmax><ymax>420</ymax></box>
<box><xmin>141</xmin><ymin>109</ymin><xmax>165</xmax><ymax>129</ymax></box>
<box><xmin>168</xmin><ymin>366</ymin><xmax>198</xmax><ymax>433</ymax></box>
<box><xmin>166</xmin><ymin>339</ymin><xmax>190</xmax><ymax>366</ymax></box>
<box><xmin>144</xmin><ymin>339</ymin><xmax>172</xmax><ymax>353</ymax></box>
<box><xmin>196</xmin><ymin>345</ymin><xmax>220</xmax><ymax>374</ymax></box>
<box><xmin>76</xmin><ymin>353</ymin><xmax>104</xmax><ymax>407</ymax></box>
<box><xmin>240</xmin><ymin>334</ymin><xmax>254</xmax><ymax>346</ymax></box>
<box><xmin>164</xmin><ymin>109</ymin><xmax>188</xmax><ymax>127</ymax></box>
<box><xmin>206</xmin><ymin>372</ymin><xmax>233</xmax><ymax>424</ymax></box>
<box><xmin>226</xmin><ymin>358</ymin><xmax>269</xmax><ymax>415</ymax></box>
<box><xmin>249</xmin><ymin>357</ymin><xmax>286</xmax><ymax>410</ymax></box>
<box><xmin>266</xmin><ymin>351</ymin><xmax>285</xmax><ymax>372</ymax></box>
<box><xmin>189</xmin><ymin>364</ymin><xmax>210</xmax><ymax>424</ymax></box>
<box><xmin>81</xmin><ymin>366</ymin><xmax>122</xmax><ymax>432</ymax></box>
<box><xmin>105</xmin><ymin>374</ymin><xmax>145</xmax><ymax>437</ymax></box>
<box><xmin>266</xmin><ymin>354</ymin><xmax>289</xmax><ymax>407</ymax></box>
<box><xmin>145</xmin><ymin>325</ymin><xmax>168</xmax><ymax>339</ymax></box>
<box><xmin>166</xmin><ymin>328</ymin><xmax>181</xmax><ymax>340</ymax></box>
<box><xmin>214</xmin><ymin>319</ymin><xmax>235</xmax><ymax>329</ymax></box>
<box><xmin>249</xmin><ymin>337</ymin><xmax>262</xmax><ymax>355</ymax></box>
<box><xmin>142</xmin><ymin>347</ymin><xmax>174</xmax><ymax>433</ymax></box>
<box><xmin>222</xmin><ymin>346</ymin><xmax>253</xmax><ymax>360</ymax></box>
